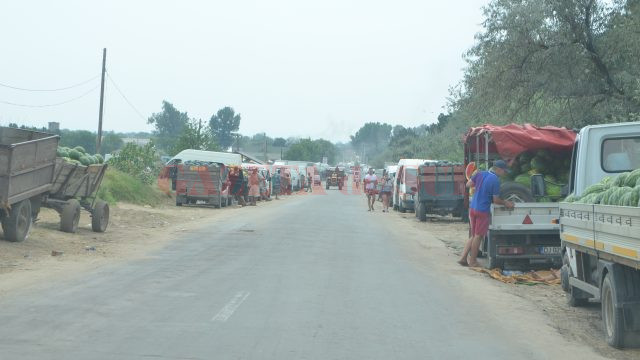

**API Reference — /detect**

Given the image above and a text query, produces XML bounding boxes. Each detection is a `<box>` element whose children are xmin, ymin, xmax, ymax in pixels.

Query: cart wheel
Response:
<box><xmin>60</xmin><ymin>199</ymin><xmax>81</xmax><ymax>233</ymax></box>
<box><xmin>2</xmin><ymin>199</ymin><xmax>32</xmax><ymax>242</ymax></box>
<box><xmin>91</xmin><ymin>200</ymin><xmax>109</xmax><ymax>233</ymax></box>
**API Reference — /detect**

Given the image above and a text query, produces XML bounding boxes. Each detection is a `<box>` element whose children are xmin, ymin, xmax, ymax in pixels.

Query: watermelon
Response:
<box><xmin>530</xmin><ymin>156</ymin><xmax>548</xmax><ymax>173</ymax></box>
<box><xmin>68</xmin><ymin>149</ymin><xmax>82</xmax><ymax>160</ymax></box>
<box><xmin>546</xmin><ymin>183</ymin><xmax>562</xmax><ymax>198</ymax></box>
<box><xmin>625</xmin><ymin>169</ymin><xmax>640</xmax><ymax>187</ymax></box>
<box><xmin>74</xmin><ymin>146</ymin><xmax>86</xmax><ymax>154</ymax></box>
<box><xmin>582</xmin><ymin>183</ymin><xmax>608</xmax><ymax>197</ymax></box>
<box><xmin>563</xmin><ymin>194</ymin><xmax>578</xmax><ymax>203</ymax></box>
<box><xmin>515</xmin><ymin>174</ymin><xmax>531</xmax><ymax>187</ymax></box>
<box><xmin>94</xmin><ymin>154</ymin><xmax>104</xmax><ymax>164</ymax></box>
<box><xmin>618</xmin><ymin>192</ymin><xmax>633</xmax><ymax>206</ymax></box>
<box><xmin>79</xmin><ymin>155</ymin><xmax>91</xmax><ymax>166</ymax></box>
<box><xmin>600</xmin><ymin>187</ymin><xmax>617</xmax><ymax>205</ymax></box>
<box><xmin>613</xmin><ymin>172</ymin><xmax>630</xmax><ymax>187</ymax></box>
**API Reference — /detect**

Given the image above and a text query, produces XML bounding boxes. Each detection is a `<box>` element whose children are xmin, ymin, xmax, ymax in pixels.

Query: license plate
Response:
<box><xmin>540</xmin><ymin>246</ymin><xmax>561</xmax><ymax>255</ymax></box>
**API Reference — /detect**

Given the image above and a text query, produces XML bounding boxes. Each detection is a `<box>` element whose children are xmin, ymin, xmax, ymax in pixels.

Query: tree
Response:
<box><xmin>147</xmin><ymin>101</ymin><xmax>189</xmax><ymax>152</ymax></box>
<box><xmin>172</xmin><ymin>119</ymin><xmax>218</xmax><ymax>155</ymax></box>
<box><xmin>273</xmin><ymin>137</ymin><xmax>287</xmax><ymax>159</ymax></box>
<box><xmin>100</xmin><ymin>132</ymin><xmax>124</xmax><ymax>155</ymax></box>
<box><xmin>59</xmin><ymin>130</ymin><xmax>96</xmax><ymax>154</ymax></box>
<box><xmin>209</xmin><ymin>107</ymin><xmax>241</xmax><ymax>150</ymax></box>
<box><xmin>285</xmin><ymin>138</ymin><xmax>338</xmax><ymax>164</ymax></box>
<box><xmin>350</xmin><ymin>122</ymin><xmax>392</xmax><ymax>161</ymax></box>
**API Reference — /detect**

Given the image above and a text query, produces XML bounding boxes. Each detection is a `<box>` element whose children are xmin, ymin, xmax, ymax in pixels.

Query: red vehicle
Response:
<box><xmin>414</xmin><ymin>162</ymin><xmax>467</xmax><ymax>222</ymax></box>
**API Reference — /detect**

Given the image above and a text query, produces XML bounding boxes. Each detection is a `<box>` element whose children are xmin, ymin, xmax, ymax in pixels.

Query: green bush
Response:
<box><xmin>96</xmin><ymin>169</ymin><xmax>166</xmax><ymax>205</ymax></box>
<box><xmin>107</xmin><ymin>141</ymin><xmax>159</xmax><ymax>185</ymax></box>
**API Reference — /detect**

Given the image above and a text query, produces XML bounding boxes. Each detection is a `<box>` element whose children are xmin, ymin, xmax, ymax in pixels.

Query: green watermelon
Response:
<box><xmin>74</xmin><ymin>146</ymin><xmax>86</xmax><ymax>154</ymax></box>
<box><xmin>79</xmin><ymin>155</ymin><xmax>91</xmax><ymax>166</ymax></box>
<box><xmin>515</xmin><ymin>174</ymin><xmax>531</xmax><ymax>187</ymax></box>
<box><xmin>94</xmin><ymin>154</ymin><xmax>104</xmax><ymax>164</ymax></box>
<box><xmin>68</xmin><ymin>149</ymin><xmax>82</xmax><ymax>160</ymax></box>
<box><xmin>582</xmin><ymin>183</ymin><xmax>608</xmax><ymax>197</ymax></box>
<box><xmin>563</xmin><ymin>194</ymin><xmax>578</xmax><ymax>203</ymax></box>
<box><xmin>625</xmin><ymin>169</ymin><xmax>640</xmax><ymax>187</ymax></box>
<box><xmin>614</xmin><ymin>172</ymin><xmax>630</xmax><ymax>187</ymax></box>
<box><xmin>600</xmin><ymin>187</ymin><xmax>617</xmax><ymax>205</ymax></box>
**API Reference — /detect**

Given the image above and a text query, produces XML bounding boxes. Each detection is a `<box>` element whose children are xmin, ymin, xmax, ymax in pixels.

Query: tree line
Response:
<box><xmin>351</xmin><ymin>0</ymin><xmax>640</xmax><ymax>166</ymax></box>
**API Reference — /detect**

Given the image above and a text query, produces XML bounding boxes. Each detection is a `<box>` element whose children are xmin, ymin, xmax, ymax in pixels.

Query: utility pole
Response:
<box><xmin>96</xmin><ymin>48</ymin><xmax>107</xmax><ymax>154</ymax></box>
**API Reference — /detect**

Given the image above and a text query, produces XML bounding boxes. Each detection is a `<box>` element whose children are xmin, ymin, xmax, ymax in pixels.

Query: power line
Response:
<box><xmin>0</xmin><ymin>85</ymin><xmax>100</xmax><ymax>108</ymax></box>
<box><xmin>105</xmin><ymin>71</ymin><xmax>146</xmax><ymax>121</ymax></box>
<box><xmin>0</xmin><ymin>75</ymin><xmax>100</xmax><ymax>92</ymax></box>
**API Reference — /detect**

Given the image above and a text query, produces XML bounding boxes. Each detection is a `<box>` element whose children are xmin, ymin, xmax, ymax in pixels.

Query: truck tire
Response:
<box><xmin>60</xmin><ymin>199</ymin><xmax>81</xmax><ymax>233</ymax></box>
<box><xmin>91</xmin><ymin>200</ymin><xmax>109</xmax><ymax>233</ymax></box>
<box><xmin>176</xmin><ymin>196</ymin><xmax>183</xmax><ymax>206</ymax></box>
<box><xmin>602</xmin><ymin>273</ymin><xmax>625</xmax><ymax>348</ymax></box>
<box><xmin>2</xmin><ymin>199</ymin><xmax>32</xmax><ymax>242</ymax></box>
<box><xmin>486</xmin><ymin>232</ymin><xmax>503</xmax><ymax>269</ymax></box>
<box><xmin>417</xmin><ymin>202</ymin><xmax>427</xmax><ymax>222</ymax></box>
<box><xmin>500</xmin><ymin>182</ymin><xmax>534</xmax><ymax>203</ymax></box>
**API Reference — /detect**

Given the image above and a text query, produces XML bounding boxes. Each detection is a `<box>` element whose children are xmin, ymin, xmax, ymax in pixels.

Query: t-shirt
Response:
<box><xmin>470</xmin><ymin>171</ymin><xmax>500</xmax><ymax>213</ymax></box>
<box><xmin>364</xmin><ymin>174</ymin><xmax>378</xmax><ymax>190</ymax></box>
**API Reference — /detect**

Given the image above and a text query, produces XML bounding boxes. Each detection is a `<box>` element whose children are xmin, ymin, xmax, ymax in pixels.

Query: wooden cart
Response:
<box><xmin>43</xmin><ymin>158</ymin><xmax>110</xmax><ymax>233</ymax></box>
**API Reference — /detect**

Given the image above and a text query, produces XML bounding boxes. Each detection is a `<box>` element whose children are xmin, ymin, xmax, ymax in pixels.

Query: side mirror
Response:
<box><xmin>530</xmin><ymin>174</ymin><xmax>546</xmax><ymax>197</ymax></box>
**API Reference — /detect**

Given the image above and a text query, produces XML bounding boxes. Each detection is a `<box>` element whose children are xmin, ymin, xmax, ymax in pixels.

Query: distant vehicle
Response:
<box><xmin>325</xmin><ymin>167</ymin><xmax>345</xmax><ymax>190</ymax></box>
<box><xmin>393</xmin><ymin>159</ymin><xmax>433</xmax><ymax>213</ymax></box>
<box><xmin>414</xmin><ymin>161</ymin><xmax>466</xmax><ymax>221</ymax></box>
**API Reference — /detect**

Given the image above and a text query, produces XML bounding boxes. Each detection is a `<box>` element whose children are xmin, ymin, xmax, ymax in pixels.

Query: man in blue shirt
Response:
<box><xmin>458</xmin><ymin>160</ymin><xmax>514</xmax><ymax>267</ymax></box>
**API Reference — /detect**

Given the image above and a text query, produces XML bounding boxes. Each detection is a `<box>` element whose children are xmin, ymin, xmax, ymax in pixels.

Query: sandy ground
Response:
<box><xmin>389</xmin><ymin>210</ymin><xmax>640</xmax><ymax>360</ymax></box>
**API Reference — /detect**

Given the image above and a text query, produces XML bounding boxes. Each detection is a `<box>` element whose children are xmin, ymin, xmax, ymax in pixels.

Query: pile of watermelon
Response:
<box><xmin>57</xmin><ymin>146</ymin><xmax>104</xmax><ymax>166</ymax></box>
<box><xmin>565</xmin><ymin>169</ymin><xmax>640</xmax><ymax>206</ymax></box>
<box><xmin>505</xmin><ymin>150</ymin><xmax>571</xmax><ymax>200</ymax></box>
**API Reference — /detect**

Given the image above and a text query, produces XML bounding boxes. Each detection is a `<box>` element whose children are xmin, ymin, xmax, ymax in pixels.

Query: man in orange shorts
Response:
<box><xmin>363</xmin><ymin>168</ymin><xmax>378</xmax><ymax>211</ymax></box>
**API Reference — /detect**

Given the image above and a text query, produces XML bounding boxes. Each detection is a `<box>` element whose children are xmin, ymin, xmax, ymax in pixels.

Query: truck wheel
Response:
<box><xmin>176</xmin><ymin>196</ymin><xmax>183</xmax><ymax>206</ymax></box>
<box><xmin>60</xmin><ymin>199</ymin><xmax>81</xmax><ymax>233</ymax></box>
<box><xmin>602</xmin><ymin>273</ymin><xmax>625</xmax><ymax>348</ymax></box>
<box><xmin>91</xmin><ymin>200</ymin><xmax>109</xmax><ymax>233</ymax></box>
<box><xmin>2</xmin><ymin>199</ymin><xmax>32</xmax><ymax>242</ymax></box>
<box><xmin>418</xmin><ymin>202</ymin><xmax>427</xmax><ymax>222</ymax></box>
<box><xmin>500</xmin><ymin>182</ymin><xmax>534</xmax><ymax>203</ymax></box>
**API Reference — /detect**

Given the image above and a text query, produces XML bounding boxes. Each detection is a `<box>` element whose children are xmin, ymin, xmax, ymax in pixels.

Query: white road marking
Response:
<box><xmin>211</xmin><ymin>291</ymin><xmax>250</xmax><ymax>322</ymax></box>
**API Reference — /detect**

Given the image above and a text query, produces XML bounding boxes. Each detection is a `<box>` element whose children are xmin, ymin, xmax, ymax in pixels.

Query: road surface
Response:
<box><xmin>0</xmin><ymin>186</ymin><xmax>604</xmax><ymax>359</ymax></box>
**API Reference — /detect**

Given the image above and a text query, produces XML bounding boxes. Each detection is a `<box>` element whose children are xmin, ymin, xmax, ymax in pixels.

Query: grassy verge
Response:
<box><xmin>96</xmin><ymin>169</ymin><xmax>167</xmax><ymax>206</ymax></box>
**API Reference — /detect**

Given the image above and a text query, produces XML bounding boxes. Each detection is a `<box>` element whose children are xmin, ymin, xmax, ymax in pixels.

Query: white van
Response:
<box><xmin>393</xmin><ymin>159</ymin><xmax>433</xmax><ymax>212</ymax></box>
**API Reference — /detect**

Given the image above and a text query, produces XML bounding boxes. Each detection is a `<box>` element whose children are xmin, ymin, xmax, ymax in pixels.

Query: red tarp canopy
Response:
<box><xmin>463</xmin><ymin>123</ymin><xmax>576</xmax><ymax>161</ymax></box>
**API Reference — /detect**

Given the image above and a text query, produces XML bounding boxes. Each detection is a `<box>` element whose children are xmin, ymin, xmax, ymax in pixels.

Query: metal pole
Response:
<box><xmin>96</xmin><ymin>48</ymin><xmax>106</xmax><ymax>154</ymax></box>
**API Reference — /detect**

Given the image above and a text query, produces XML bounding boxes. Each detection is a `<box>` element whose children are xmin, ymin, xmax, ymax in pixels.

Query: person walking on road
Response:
<box><xmin>364</xmin><ymin>168</ymin><xmax>378</xmax><ymax>211</ymax></box>
<box><xmin>458</xmin><ymin>160</ymin><xmax>514</xmax><ymax>267</ymax></box>
<box><xmin>248</xmin><ymin>168</ymin><xmax>260</xmax><ymax>206</ymax></box>
<box><xmin>229</xmin><ymin>166</ymin><xmax>246</xmax><ymax>206</ymax></box>
<box><xmin>381</xmin><ymin>171</ymin><xmax>393</xmax><ymax>212</ymax></box>
<box><xmin>272</xmin><ymin>169</ymin><xmax>281</xmax><ymax>200</ymax></box>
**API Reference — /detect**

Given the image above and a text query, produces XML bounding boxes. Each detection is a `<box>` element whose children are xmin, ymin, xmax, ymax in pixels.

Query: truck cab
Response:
<box><xmin>393</xmin><ymin>159</ymin><xmax>431</xmax><ymax>213</ymax></box>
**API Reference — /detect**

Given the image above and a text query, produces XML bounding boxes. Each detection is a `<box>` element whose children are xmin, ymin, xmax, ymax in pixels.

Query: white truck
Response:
<box><xmin>559</xmin><ymin>122</ymin><xmax>640</xmax><ymax>348</ymax></box>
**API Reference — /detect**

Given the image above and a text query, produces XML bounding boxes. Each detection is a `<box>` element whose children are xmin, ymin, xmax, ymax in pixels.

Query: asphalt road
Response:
<box><xmin>0</xmin><ymin>185</ymin><xmax>604</xmax><ymax>359</ymax></box>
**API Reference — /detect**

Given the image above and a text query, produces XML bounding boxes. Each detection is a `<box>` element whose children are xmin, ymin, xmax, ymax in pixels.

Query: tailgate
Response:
<box><xmin>491</xmin><ymin>203</ymin><xmax>559</xmax><ymax>231</ymax></box>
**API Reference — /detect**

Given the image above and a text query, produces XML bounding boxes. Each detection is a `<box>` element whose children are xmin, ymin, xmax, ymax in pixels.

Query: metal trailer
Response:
<box><xmin>560</xmin><ymin>202</ymin><xmax>640</xmax><ymax>348</ymax></box>
<box><xmin>175</xmin><ymin>163</ymin><xmax>227</xmax><ymax>207</ymax></box>
<box><xmin>44</xmin><ymin>158</ymin><xmax>110</xmax><ymax>233</ymax></box>
<box><xmin>414</xmin><ymin>162</ymin><xmax>467</xmax><ymax>222</ymax></box>
<box><xmin>0</xmin><ymin>127</ymin><xmax>59</xmax><ymax>242</ymax></box>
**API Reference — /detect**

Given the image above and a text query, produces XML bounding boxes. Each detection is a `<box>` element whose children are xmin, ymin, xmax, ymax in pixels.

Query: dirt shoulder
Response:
<box><xmin>0</xmin><ymin>196</ymin><xmax>288</xmax><ymax>296</ymax></box>
<box><xmin>388</xmin><ymin>211</ymin><xmax>640</xmax><ymax>360</ymax></box>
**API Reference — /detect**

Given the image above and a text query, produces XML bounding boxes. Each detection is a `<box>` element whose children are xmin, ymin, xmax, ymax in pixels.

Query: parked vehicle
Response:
<box><xmin>175</xmin><ymin>162</ymin><xmax>228</xmax><ymax>207</ymax></box>
<box><xmin>325</xmin><ymin>167</ymin><xmax>345</xmax><ymax>190</ymax></box>
<box><xmin>393</xmin><ymin>159</ymin><xmax>430</xmax><ymax>213</ymax></box>
<box><xmin>558</xmin><ymin>122</ymin><xmax>640</xmax><ymax>348</ymax></box>
<box><xmin>0</xmin><ymin>127</ymin><xmax>59</xmax><ymax>242</ymax></box>
<box><xmin>242</xmin><ymin>163</ymin><xmax>271</xmax><ymax>199</ymax></box>
<box><xmin>463</xmin><ymin>124</ymin><xmax>576</xmax><ymax>269</ymax></box>
<box><xmin>45</xmin><ymin>158</ymin><xmax>110</xmax><ymax>233</ymax></box>
<box><xmin>0</xmin><ymin>127</ymin><xmax>110</xmax><ymax>241</ymax></box>
<box><xmin>414</xmin><ymin>161</ymin><xmax>467</xmax><ymax>221</ymax></box>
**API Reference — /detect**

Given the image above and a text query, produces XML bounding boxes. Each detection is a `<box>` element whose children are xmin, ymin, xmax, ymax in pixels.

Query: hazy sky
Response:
<box><xmin>0</xmin><ymin>0</ymin><xmax>488</xmax><ymax>142</ymax></box>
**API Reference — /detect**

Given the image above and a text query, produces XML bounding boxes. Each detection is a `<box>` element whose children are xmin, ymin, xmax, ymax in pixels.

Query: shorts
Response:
<box><xmin>249</xmin><ymin>185</ymin><xmax>260</xmax><ymax>197</ymax></box>
<box><xmin>366</xmin><ymin>188</ymin><xmax>377</xmax><ymax>196</ymax></box>
<box><xmin>469</xmin><ymin>208</ymin><xmax>490</xmax><ymax>237</ymax></box>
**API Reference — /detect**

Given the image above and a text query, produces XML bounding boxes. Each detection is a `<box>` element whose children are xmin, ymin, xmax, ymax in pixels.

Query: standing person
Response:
<box><xmin>307</xmin><ymin>172</ymin><xmax>313</xmax><ymax>192</ymax></box>
<box><xmin>458</xmin><ymin>160</ymin><xmax>514</xmax><ymax>267</ymax></box>
<box><xmin>299</xmin><ymin>173</ymin><xmax>306</xmax><ymax>194</ymax></box>
<box><xmin>248</xmin><ymin>168</ymin><xmax>260</xmax><ymax>206</ymax></box>
<box><xmin>229</xmin><ymin>167</ymin><xmax>246</xmax><ymax>206</ymax></box>
<box><xmin>354</xmin><ymin>169</ymin><xmax>360</xmax><ymax>189</ymax></box>
<box><xmin>272</xmin><ymin>169</ymin><xmax>281</xmax><ymax>200</ymax></box>
<box><xmin>285</xmin><ymin>173</ymin><xmax>292</xmax><ymax>195</ymax></box>
<box><xmin>363</xmin><ymin>168</ymin><xmax>378</xmax><ymax>211</ymax></box>
<box><xmin>381</xmin><ymin>172</ymin><xmax>393</xmax><ymax>212</ymax></box>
